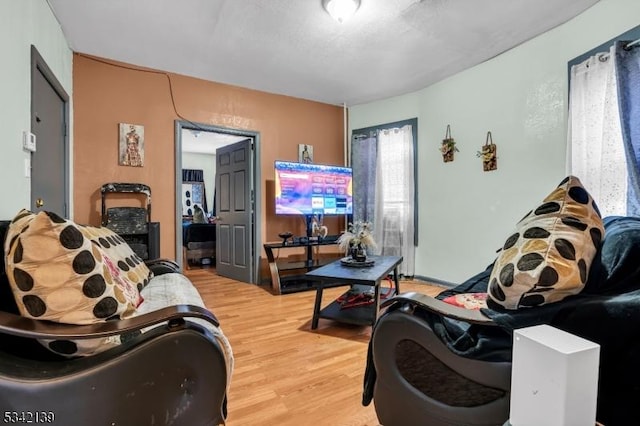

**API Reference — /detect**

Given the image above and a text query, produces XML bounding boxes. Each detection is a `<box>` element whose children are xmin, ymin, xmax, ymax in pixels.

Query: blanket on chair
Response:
<box><xmin>137</xmin><ymin>273</ymin><xmax>234</xmax><ymax>390</ymax></box>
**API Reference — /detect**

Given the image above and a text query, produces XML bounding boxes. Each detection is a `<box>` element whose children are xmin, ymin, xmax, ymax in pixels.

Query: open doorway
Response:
<box><xmin>174</xmin><ymin>120</ymin><xmax>261</xmax><ymax>284</ymax></box>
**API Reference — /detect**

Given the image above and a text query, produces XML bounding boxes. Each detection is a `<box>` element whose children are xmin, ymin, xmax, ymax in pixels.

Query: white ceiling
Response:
<box><xmin>47</xmin><ymin>0</ymin><xmax>599</xmax><ymax>106</ymax></box>
<box><xmin>181</xmin><ymin>129</ymin><xmax>246</xmax><ymax>154</ymax></box>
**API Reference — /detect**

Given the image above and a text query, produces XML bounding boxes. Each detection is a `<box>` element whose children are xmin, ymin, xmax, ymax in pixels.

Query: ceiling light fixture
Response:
<box><xmin>323</xmin><ymin>0</ymin><xmax>361</xmax><ymax>23</ymax></box>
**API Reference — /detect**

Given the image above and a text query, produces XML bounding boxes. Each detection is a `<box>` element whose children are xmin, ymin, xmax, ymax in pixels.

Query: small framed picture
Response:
<box><xmin>298</xmin><ymin>144</ymin><xmax>313</xmax><ymax>163</ymax></box>
<box><xmin>119</xmin><ymin>123</ymin><xmax>144</xmax><ymax>167</ymax></box>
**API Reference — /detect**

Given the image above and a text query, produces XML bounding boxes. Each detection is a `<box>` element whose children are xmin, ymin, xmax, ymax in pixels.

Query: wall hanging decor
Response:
<box><xmin>440</xmin><ymin>124</ymin><xmax>458</xmax><ymax>163</ymax></box>
<box><xmin>182</xmin><ymin>181</ymin><xmax>205</xmax><ymax>217</ymax></box>
<box><xmin>118</xmin><ymin>123</ymin><xmax>144</xmax><ymax>167</ymax></box>
<box><xmin>298</xmin><ymin>144</ymin><xmax>313</xmax><ymax>163</ymax></box>
<box><xmin>478</xmin><ymin>131</ymin><xmax>498</xmax><ymax>171</ymax></box>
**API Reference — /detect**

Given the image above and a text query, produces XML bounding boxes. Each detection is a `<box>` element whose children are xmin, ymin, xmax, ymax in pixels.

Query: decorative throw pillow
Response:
<box><xmin>487</xmin><ymin>176</ymin><xmax>604</xmax><ymax>310</ymax></box>
<box><xmin>4</xmin><ymin>209</ymin><xmax>152</xmax><ymax>356</ymax></box>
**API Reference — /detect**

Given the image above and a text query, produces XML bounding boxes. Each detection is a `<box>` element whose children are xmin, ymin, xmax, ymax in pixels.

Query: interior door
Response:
<box><xmin>215</xmin><ymin>139</ymin><xmax>254</xmax><ymax>283</ymax></box>
<box><xmin>31</xmin><ymin>47</ymin><xmax>68</xmax><ymax>216</ymax></box>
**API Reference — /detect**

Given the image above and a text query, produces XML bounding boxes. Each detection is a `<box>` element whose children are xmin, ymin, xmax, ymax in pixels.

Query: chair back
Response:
<box><xmin>0</xmin><ymin>221</ymin><xmax>18</xmax><ymax>315</ymax></box>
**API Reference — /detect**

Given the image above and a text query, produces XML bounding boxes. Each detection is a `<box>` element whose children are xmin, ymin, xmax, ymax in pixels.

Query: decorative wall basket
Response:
<box><xmin>478</xmin><ymin>131</ymin><xmax>498</xmax><ymax>171</ymax></box>
<box><xmin>441</xmin><ymin>124</ymin><xmax>459</xmax><ymax>163</ymax></box>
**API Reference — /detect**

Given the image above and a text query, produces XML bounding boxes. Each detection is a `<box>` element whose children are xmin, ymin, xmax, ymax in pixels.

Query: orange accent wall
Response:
<box><xmin>73</xmin><ymin>54</ymin><xmax>345</xmax><ymax>261</ymax></box>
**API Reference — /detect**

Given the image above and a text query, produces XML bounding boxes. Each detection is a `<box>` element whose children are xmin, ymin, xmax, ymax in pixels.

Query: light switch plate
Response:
<box><xmin>23</xmin><ymin>131</ymin><xmax>36</xmax><ymax>152</ymax></box>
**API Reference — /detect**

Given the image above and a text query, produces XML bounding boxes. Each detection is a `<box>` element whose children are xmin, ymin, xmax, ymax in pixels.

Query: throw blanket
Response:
<box><xmin>138</xmin><ymin>273</ymin><xmax>234</xmax><ymax>391</ymax></box>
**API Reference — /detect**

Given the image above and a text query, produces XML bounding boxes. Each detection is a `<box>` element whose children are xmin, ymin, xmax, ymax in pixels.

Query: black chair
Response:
<box><xmin>364</xmin><ymin>216</ymin><xmax>640</xmax><ymax>426</ymax></box>
<box><xmin>0</xmin><ymin>221</ymin><xmax>230</xmax><ymax>426</ymax></box>
<box><xmin>364</xmin><ymin>272</ymin><xmax>512</xmax><ymax>426</ymax></box>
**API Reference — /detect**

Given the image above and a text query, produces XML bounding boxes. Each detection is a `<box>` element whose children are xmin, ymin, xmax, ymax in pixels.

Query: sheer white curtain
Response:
<box><xmin>373</xmin><ymin>125</ymin><xmax>415</xmax><ymax>276</ymax></box>
<box><xmin>568</xmin><ymin>46</ymin><xmax>627</xmax><ymax>216</ymax></box>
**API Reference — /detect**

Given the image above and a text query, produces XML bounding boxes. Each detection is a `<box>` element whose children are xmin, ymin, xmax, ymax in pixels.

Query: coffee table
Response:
<box><xmin>306</xmin><ymin>255</ymin><xmax>403</xmax><ymax>329</ymax></box>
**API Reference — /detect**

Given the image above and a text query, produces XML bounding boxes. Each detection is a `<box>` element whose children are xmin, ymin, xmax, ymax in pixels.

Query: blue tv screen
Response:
<box><xmin>275</xmin><ymin>161</ymin><xmax>353</xmax><ymax>215</ymax></box>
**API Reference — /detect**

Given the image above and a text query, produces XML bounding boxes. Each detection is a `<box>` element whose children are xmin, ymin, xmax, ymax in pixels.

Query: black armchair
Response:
<box><xmin>364</xmin><ymin>215</ymin><xmax>640</xmax><ymax>426</ymax></box>
<box><xmin>364</xmin><ymin>282</ymin><xmax>512</xmax><ymax>426</ymax></box>
<box><xmin>0</xmin><ymin>221</ymin><xmax>231</xmax><ymax>426</ymax></box>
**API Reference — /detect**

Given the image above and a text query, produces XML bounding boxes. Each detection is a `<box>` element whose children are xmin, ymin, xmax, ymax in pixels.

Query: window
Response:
<box><xmin>351</xmin><ymin>119</ymin><xmax>417</xmax><ymax>276</ymax></box>
<box><xmin>568</xmin><ymin>26</ymin><xmax>640</xmax><ymax>216</ymax></box>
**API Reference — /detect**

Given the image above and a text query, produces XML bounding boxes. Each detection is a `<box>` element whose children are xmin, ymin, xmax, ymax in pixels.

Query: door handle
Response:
<box><xmin>36</xmin><ymin>198</ymin><xmax>44</xmax><ymax>208</ymax></box>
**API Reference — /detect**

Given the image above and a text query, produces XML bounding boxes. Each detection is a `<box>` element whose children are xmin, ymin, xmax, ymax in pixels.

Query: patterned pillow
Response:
<box><xmin>442</xmin><ymin>293</ymin><xmax>488</xmax><ymax>310</ymax></box>
<box><xmin>487</xmin><ymin>176</ymin><xmax>604</xmax><ymax>310</ymax></box>
<box><xmin>4</xmin><ymin>209</ymin><xmax>152</xmax><ymax>356</ymax></box>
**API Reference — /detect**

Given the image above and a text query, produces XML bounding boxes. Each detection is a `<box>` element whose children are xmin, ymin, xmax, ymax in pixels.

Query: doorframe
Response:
<box><xmin>174</xmin><ymin>120</ymin><xmax>262</xmax><ymax>284</ymax></box>
<box><xmin>31</xmin><ymin>45</ymin><xmax>70</xmax><ymax>217</ymax></box>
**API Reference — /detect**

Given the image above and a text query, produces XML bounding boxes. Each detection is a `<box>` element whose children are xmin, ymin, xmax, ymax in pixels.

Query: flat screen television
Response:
<box><xmin>274</xmin><ymin>161</ymin><xmax>353</xmax><ymax>216</ymax></box>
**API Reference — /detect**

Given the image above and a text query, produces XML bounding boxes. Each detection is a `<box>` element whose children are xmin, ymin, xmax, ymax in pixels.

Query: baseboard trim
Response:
<box><xmin>413</xmin><ymin>275</ymin><xmax>457</xmax><ymax>289</ymax></box>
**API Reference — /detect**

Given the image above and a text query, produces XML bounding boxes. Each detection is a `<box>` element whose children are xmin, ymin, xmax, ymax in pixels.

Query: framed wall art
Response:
<box><xmin>298</xmin><ymin>144</ymin><xmax>313</xmax><ymax>163</ymax></box>
<box><xmin>119</xmin><ymin>123</ymin><xmax>145</xmax><ymax>167</ymax></box>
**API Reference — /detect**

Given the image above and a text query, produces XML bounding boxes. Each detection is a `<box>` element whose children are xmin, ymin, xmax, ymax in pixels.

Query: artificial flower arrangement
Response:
<box><xmin>441</xmin><ymin>124</ymin><xmax>459</xmax><ymax>163</ymax></box>
<box><xmin>337</xmin><ymin>221</ymin><xmax>377</xmax><ymax>260</ymax></box>
<box><xmin>441</xmin><ymin>139</ymin><xmax>459</xmax><ymax>162</ymax></box>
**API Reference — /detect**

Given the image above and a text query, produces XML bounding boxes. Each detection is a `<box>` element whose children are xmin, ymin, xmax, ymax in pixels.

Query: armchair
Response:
<box><xmin>0</xmin><ymin>220</ymin><xmax>231</xmax><ymax>426</ymax></box>
<box><xmin>363</xmin><ymin>270</ymin><xmax>512</xmax><ymax>426</ymax></box>
<box><xmin>364</xmin><ymin>215</ymin><xmax>640</xmax><ymax>426</ymax></box>
<box><xmin>364</xmin><ymin>178</ymin><xmax>640</xmax><ymax>426</ymax></box>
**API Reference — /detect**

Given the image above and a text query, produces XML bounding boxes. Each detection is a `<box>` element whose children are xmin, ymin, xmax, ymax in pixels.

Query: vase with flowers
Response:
<box><xmin>338</xmin><ymin>221</ymin><xmax>377</xmax><ymax>263</ymax></box>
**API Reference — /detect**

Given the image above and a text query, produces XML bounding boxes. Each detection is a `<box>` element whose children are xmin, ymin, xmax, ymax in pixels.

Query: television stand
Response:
<box><xmin>264</xmin><ymin>238</ymin><xmax>342</xmax><ymax>295</ymax></box>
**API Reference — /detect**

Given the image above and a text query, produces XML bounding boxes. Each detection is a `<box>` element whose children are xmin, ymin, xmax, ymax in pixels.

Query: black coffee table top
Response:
<box><xmin>305</xmin><ymin>255</ymin><xmax>403</xmax><ymax>286</ymax></box>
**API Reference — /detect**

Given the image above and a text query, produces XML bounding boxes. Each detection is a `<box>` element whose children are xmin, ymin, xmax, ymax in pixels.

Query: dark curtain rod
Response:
<box><xmin>353</xmin><ymin>132</ymin><xmax>376</xmax><ymax>139</ymax></box>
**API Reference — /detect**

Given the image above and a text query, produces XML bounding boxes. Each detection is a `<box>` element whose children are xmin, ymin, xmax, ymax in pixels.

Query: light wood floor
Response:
<box><xmin>185</xmin><ymin>267</ymin><xmax>445</xmax><ymax>426</ymax></box>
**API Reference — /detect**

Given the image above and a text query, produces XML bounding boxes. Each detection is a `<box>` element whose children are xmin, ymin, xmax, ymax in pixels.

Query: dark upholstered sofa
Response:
<box><xmin>0</xmin><ymin>217</ymin><xmax>232</xmax><ymax>426</ymax></box>
<box><xmin>365</xmin><ymin>214</ymin><xmax>640</xmax><ymax>426</ymax></box>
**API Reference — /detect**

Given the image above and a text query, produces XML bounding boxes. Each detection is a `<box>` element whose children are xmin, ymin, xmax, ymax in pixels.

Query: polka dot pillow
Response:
<box><xmin>487</xmin><ymin>176</ymin><xmax>604</xmax><ymax>310</ymax></box>
<box><xmin>4</xmin><ymin>209</ymin><xmax>152</xmax><ymax>356</ymax></box>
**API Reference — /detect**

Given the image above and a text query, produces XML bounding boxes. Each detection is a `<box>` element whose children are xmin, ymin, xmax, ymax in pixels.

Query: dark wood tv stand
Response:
<box><xmin>264</xmin><ymin>238</ymin><xmax>342</xmax><ymax>294</ymax></box>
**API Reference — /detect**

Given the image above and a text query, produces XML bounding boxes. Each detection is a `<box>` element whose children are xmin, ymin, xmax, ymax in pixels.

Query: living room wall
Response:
<box><xmin>349</xmin><ymin>0</ymin><xmax>640</xmax><ymax>284</ymax></box>
<box><xmin>0</xmin><ymin>0</ymin><xmax>73</xmax><ymax>219</ymax></box>
<box><xmin>72</xmin><ymin>54</ymin><xmax>345</xmax><ymax>260</ymax></box>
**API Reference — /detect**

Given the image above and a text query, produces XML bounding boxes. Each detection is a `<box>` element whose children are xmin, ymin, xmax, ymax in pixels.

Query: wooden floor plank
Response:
<box><xmin>185</xmin><ymin>267</ymin><xmax>445</xmax><ymax>426</ymax></box>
